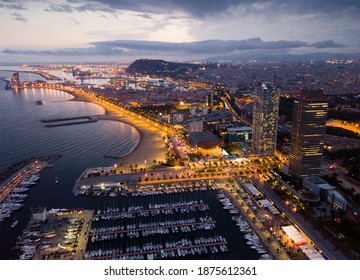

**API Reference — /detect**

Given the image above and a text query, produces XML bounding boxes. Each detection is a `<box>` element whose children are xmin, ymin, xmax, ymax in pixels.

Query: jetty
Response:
<box><xmin>45</xmin><ymin>120</ymin><xmax>97</xmax><ymax>127</ymax></box>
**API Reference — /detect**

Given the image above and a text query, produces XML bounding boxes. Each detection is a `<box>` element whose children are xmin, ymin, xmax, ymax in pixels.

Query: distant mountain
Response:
<box><xmin>126</xmin><ymin>59</ymin><xmax>211</xmax><ymax>77</ymax></box>
<box><xmin>205</xmin><ymin>52</ymin><xmax>360</xmax><ymax>62</ymax></box>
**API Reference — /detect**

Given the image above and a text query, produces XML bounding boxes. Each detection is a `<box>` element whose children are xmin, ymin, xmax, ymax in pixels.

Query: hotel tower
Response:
<box><xmin>251</xmin><ymin>82</ymin><xmax>280</xmax><ymax>156</ymax></box>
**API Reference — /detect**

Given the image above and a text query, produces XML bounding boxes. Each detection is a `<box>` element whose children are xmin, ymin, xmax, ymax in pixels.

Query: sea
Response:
<box><xmin>0</xmin><ymin>68</ymin><xmax>259</xmax><ymax>260</ymax></box>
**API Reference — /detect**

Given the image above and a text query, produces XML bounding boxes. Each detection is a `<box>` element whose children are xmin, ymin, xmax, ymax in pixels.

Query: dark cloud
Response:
<box><xmin>5</xmin><ymin>0</ymin><xmax>360</xmax><ymax>19</ymax></box>
<box><xmin>0</xmin><ymin>2</ymin><xmax>27</xmax><ymax>10</ymax></box>
<box><xmin>92</xmin><ymin>38</ymin><xmax>320</xmax><ymax>54</ymax></box>
<box><xmin>10</xmin><ymin>12</ymin><xmax>27</xmax><ymax>23</ymax></box>
<box><xmin>62</xmin><ymin>0</ymin><xmax>360</xmax><ymax>18</ymax></box>
<box><xmin>44</xmin><ymin>1</ymin><xmax>116</xmax><ymax>14</ymax></box>
<box><xmin>1</xmin><ymin>38</ymin><xmax>346</xmax><ymax>57</ymax></box>
<box><xmin>309</xmin><ymin>40</ymin><xmax>346</xmax><ymax>49</ymax></box>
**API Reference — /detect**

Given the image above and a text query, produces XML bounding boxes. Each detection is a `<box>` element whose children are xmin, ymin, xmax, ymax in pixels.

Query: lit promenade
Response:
<box><xmin>251</xmin><ymin>177</ymin><xmax>347</xmax><ymax>260</ymax></box>
<box><xmin>216</xmin><ymin>180</ymin><xmax>290</xmax><ymax>260</ymax></box>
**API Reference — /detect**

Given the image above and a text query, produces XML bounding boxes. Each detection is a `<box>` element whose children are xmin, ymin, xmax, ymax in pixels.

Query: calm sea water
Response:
<box><xmin>0</xmin><ymin>78</ymin><xmax>139</xmax><ymax>259</ymax></box>
<box><xmin>0</xmin><ymin>73</ymin><xmax>259</xmax><ymax>260</ymax></box>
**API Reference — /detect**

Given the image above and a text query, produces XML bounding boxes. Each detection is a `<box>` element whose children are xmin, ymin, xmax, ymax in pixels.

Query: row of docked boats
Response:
<box><xmin>92</xmin><ymin>200</ymin><xmax>210</xmax><ymax>221</ymax></box>
<box><xmin>130</xmin><ymin>186</ymin><xmax>217</xmax><ymax>197</ymax></box>
<box><xmin>244</xmin><ymin>233</ymin><xmax>268</xmax><ymax>254</ymax></box>
<box><xmin>0</xmin><ymin>174</ymin><xmax>39</xmax><ymax>222</ymax></box>
<box><xmin>85</xmin><ymin>235</ymin><xmax>228</xmax><ymax>260</ymax></box>
<box><xmin>217</xmin><ymin>191</ymin><xmax>273</xmax><ymax>260</ymax></box>
<box><xmin>90</xmin><ymin>217</ymin><xmax>216</xmax><ymax>242</ymax></box>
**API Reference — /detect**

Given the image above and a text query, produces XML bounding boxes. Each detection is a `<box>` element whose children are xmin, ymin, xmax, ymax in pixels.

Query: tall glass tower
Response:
<box><xmin>289</xmin><ymin>90</ymin><xmax>328</xmax><ymax>178</ymax></box>
<box><xmin>251</xmin><ymin>82</ymin><xmax>280</xmax><ymax>156</ymax></box>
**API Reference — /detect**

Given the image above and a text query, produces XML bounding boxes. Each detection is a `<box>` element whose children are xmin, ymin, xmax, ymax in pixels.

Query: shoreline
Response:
<box><xmin>66</xmin><ymin>91</ymin><xmax>167</xmax><ymax>169</ymax></box>
<box><xmin>1</xmin><ymin>83</ymin><xmax>166</xmax><ymax>171</ymax></box>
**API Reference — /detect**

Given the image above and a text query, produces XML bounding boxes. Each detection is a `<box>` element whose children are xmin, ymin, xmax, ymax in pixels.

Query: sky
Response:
<box><xmin>1</xmin><ymin>0</ymin><xmax>360</xmax><ymax>63</ymax></box>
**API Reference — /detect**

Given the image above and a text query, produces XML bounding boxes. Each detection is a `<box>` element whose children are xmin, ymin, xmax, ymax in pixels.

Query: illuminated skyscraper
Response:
<box><xmin>289</xmin><ymin>89</ymin><xmax>328</xmax><ymax>178</ymax></box>
<box><xmin>251</xmin><ymin>82</ymin><xmax>280</xmax><ymax>156</ymax></box>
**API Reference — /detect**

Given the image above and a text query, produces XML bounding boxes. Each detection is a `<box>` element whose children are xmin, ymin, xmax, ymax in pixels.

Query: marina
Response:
<box><xmin>84</xmin><ymin>188</ymin><xmax>267</xmax><ymax>260</ymax></box>
<box><xmin>0</xmin><ymin>174</ymin><xmax>41</xmax><ymax>222</ymax></box>
<box><xmin>12</xmin><ymin>187</ymin><xmax>267</xmax><ymax>260</ymax></box>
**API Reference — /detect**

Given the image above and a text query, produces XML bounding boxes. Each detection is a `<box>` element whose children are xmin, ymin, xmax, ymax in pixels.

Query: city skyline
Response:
<box><xmin>1</xmin><ymin>0</ymin><xmax>360</xmax><ymax>62</ymax></box>
<box><xmin>0</xmin><ymin>0</ymin><xmax>360</xmax><ymax>264</ymax></box>
<box><xmin>1</xmin><ymin>56</ymin><xmax>359</xmax><ymax>261</ymax></box>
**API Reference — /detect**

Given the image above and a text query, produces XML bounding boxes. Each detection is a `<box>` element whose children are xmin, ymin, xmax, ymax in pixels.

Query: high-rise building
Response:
<box><xmin>251</xmin><ymin>82</ymin><xmax>280</xmax><ymax>156</ymax></box>
<box><xmin>209</xmin><ymin>91</ymin><xmax>214</xmax><ymax>109</ymax></box>
<box><xmin>289</xmin><ymin>89</ymin><xmax>328</xmax><ymax>179</ymax></box>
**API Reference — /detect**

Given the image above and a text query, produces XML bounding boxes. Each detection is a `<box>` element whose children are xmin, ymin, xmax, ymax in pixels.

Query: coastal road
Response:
<box><xmin>251</xmin><ymin>178</ymin><xmax>347</xmax><ymax>260</ymax></box>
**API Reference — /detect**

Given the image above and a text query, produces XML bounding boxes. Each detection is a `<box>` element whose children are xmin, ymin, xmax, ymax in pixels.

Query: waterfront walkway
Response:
<box><xmin>217</xmin><ymin>181</ymin><xmax>290</xmax><ymax>260</ymax></box>
<box><xmin>251</xmin><ymin>178</ymin><xmax>347</xmax><ymax>260</ymax></box>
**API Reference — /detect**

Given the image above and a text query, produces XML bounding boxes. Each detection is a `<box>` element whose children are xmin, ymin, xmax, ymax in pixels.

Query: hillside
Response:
<box><xmin>126</xmin><ymin>59</ymin><xmax>209</xmax><ymax>78</ymax></box>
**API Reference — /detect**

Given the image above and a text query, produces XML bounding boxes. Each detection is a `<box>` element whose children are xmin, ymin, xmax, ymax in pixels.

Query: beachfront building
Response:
<box><xmin>189</xmin><ymin>131</ymin><xmax>221</xmax><ymax>149</ymax></box>
<box><xmin>251</xmin><ymin>82</ymin><xmax>280</xmax><ymax>156</ymax></box>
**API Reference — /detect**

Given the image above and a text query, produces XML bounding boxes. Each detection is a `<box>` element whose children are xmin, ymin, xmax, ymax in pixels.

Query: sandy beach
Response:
<box><xmin>68</xmin><ymin>92</ymin><xmax>168</xmax><ymax>169</ymax></box>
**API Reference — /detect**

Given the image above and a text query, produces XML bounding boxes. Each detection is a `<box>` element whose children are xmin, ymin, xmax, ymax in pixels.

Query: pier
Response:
<box><xmin>0</xmin><ymin>69</ymin><xmax>61</xmax><ymax>81</ymax></box>
<box><xmin>90</xmin><ymin>220</ymin><xmax>217</xmax><ymax>237</ymax></box>
<box><xmin>93</xmin><ymin>201</ymin><xmax>209</xmax><ymax>219</ymax></box>
<box><xmin>41</xmin><ymin>116</ymin><xmax>92</xmax><ymax>122</ymax></box>
<box><xmin>45</xmin><ymin>120</ymin><xmax>97</xmax><ymax>127</ymax></box>
<box><xmin>0</xmin><ymin>161</ymin><xmax>48</xmax><ymax>205</ymax></box>
<box><xmin>41</xmin><ymin>116</ymin><xmax>98</xmax><ymax>127</ymax></box>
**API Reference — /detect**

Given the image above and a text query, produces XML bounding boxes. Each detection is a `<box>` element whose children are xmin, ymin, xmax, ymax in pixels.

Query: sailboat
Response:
<box><xmin>55</xmin><ymin>177</ymin><xmax>59</xmax><ymax>184</ymax></box>
<box><xmin>11</xmin><ymin>219</ymin><xmax>19</xmax><ymax>228</ymax></box>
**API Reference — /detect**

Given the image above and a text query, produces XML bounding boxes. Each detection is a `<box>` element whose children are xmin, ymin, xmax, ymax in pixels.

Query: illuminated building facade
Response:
<box><xmin>189</xmin><ymin>120</ymin><xmax>203</xmax><ymax>133</ymax></box>
<box><xmin>251</xmin><ymin>82</ymin><xmax>280</xmax><ymax>156</ymax></box>
<box><xmin>289</xmin><ymin>90</ymin><xmax>328</xmax><ymax>178</ymax></box>
<box><xmin>10</xmin><ymin>72</ymin><xmax>21</xmax><ymax>88</ymax></box>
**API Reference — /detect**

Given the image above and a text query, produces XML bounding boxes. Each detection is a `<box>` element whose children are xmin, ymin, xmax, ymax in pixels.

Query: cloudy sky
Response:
<box><xmin>1</xmin><ymin>0</ymin><xmax>360</xmax><ymax>62</ymax></box>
